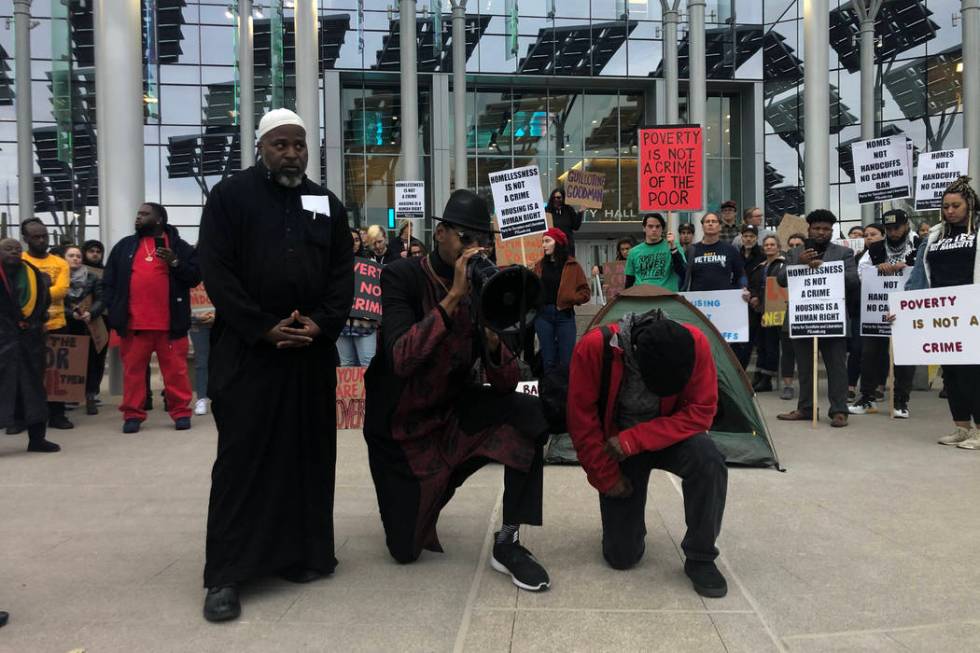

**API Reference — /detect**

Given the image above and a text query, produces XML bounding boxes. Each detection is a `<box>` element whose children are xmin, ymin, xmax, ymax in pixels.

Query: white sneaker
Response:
<box><xmin>194</xmin><ymin>398</ymin><xmax>209</xmax><ymax>416</ymax></box>
<box><xmin>848</xmin><ymin>398</ymin><xmax>877</xmax><ymax>415</ymax></box>
<box><xmin>938</xmin><ymin>426</ymin><xmax>971</xmax><ymax>446</ymax></box>
<box><xmin>957</xmin><ymin>429</ymin><xmax>980</xmax><ymax>450</ymax></box>
<box><xmin>891</xmin><ymin>403</ymin><xmax>910</xmax><ymax>419</ymax></box>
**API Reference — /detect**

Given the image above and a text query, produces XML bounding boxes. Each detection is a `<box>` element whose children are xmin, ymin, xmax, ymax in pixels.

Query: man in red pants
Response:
<box><xmin>103</xmin><ymin>202</ymin><xmax>200</xmax><ymax>433</ymax></box>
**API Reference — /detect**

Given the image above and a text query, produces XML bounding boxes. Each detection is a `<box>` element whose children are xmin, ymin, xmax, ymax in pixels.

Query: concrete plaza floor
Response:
<box><xmin>1</xmin><ymin>384</ymin><xmax>979</xmax><ymax>652</ymax></box>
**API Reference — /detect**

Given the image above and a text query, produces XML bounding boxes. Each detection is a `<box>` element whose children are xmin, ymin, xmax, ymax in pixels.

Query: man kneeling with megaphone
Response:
<box><xmin>363</xmin><ymin>189</ymin><xmax>552</xmax><ymax>592</ymax></box>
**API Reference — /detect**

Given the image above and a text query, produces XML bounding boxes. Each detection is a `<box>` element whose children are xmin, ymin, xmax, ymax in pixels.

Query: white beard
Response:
<box><xmin>275</xmin><ymin>173</ymin><xmax>303</xmax><ymax>188</ymax></box>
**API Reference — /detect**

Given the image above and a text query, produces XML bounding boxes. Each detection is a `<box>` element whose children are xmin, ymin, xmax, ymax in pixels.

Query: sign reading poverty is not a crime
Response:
<box><xmin>852</xmin><ymin>136</ymin><xmax>912</xmax><ymax>204</ymax></box>
<box><xmin>891</xmin><ymin>285</ymin><xmax>980</xmax><ymax>365</ymax></box>
<box><xmin>637</xmin><ymin>125</ymin><xmax>703</xmax><ymax>212</ymax></box>
<box><xmin>914</xmin><ymin>149</ymin><xmax>969</xmax><ymax>211</ymax></box>
<box><xmin>787</xmin><ymin>262</ymin><xmax>847</xmax><ymax>338</ymax></box>
<box><xmin>682</xmin><ymin>289</ymin><xmax>749</xmax><ymax>343</ymax></box>
<box><xmin>350</xmin><ymin>257</ymin><xmax>383</xmax><ymax>321</ymax></box>
<box><xmin>394</xmin><ymin>181</ymin><xmax>425</xmax><ymax>219</ymax></box>
<box><xmin>859</xmin><ymin>267</ymin><xmax>912</xmax><ymax>337</ymax></box>
<box><xmin>489</xmin><ymin>165</ymin><xmax>549</xmax><ymax>241</ymax></box>
<box><xmin>564</xmin><ymin>169</ymin><xmax>606</xmax><ymax>209</ymax></box>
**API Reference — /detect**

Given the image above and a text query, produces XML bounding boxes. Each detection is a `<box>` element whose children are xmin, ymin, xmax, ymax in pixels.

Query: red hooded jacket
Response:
<box><xmin>567</xmin><ymin>322</ymin><xmax>718</xmax><ymax>494</ymax></box>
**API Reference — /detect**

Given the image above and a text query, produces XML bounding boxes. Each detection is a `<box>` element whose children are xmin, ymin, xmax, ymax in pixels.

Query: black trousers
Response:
<box><xmin>846</xmin><ymin>332</ymin><xmax>863</xmax><ymax>387</ymax></box>
<box><xmin>793</xmin><ymin>337</ymin><xmax>848</xmax><ymax>417</ymax></box>
<box><xmin>859</xmin><ymin>337</ymin><xmax>912</xmax><ymax>404</ymax></box>
<box><xmin>757</xmin><ymin>326</ymin><xmax>780</xmax><ymax>376</ymax></box>
<box><xmin>780</xmin><ymin>331</ymin><xmax>796</xmax><ymax>379</ymax></box>
<box><xmin>599</xmin><ymin>433</ymin><xmax>727</xmax><ymax>569</ymax></box>
<box><xmin>942</xmin><ymin>365</ymin><xmax>980</xmax><ymax>423</ymax></box>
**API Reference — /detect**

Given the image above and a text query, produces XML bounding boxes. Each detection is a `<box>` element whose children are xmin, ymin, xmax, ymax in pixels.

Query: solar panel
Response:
<box><xmin>765</xmin><ymin>86</ymin><xmax>858</xmax><ymax>148</ymax></box>
<box><xmin>653</xmin><ymin>24</ymin><xmax>765</xmax><ymax>79</ymax></box>
<box><xmin>0</xmin><ymin>44</ymin><xmax>13</xmax><ymax>106</ymax></box>
<box><xmin>373</xmin><ymin>14</ymin><xmax>491</xmax><ymax>72</ymax></box>
<box><xmin>829</xmin><ymin>0</ymin><xmax>938</xmax><ymax>74</ymax></box>
<box><xmin>883</xmin><ymin>45</ymin><xmax>961</xmax><ymax>120</ymax></box>
<box><xmin>519</xmin><ymin>21</ymin><xmax>636</xmax><ymax>76</ymax></box>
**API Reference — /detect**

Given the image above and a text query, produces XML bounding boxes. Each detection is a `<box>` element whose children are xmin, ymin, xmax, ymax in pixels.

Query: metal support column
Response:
<box><xmin>295</xmin><ymin>0</ymin><xmax>320</xmax><ymax>183</ymax></box>
<box><xmin>803</xmin><ymin>0</ymin><xmax>830</xmax><ymax>212</ymax></box>
<box><xmin>431</xmin><ymin>74</ymin><xmax>452</xmax><ymax>217</ymax></box>
<box><xmin>400</xmin><ymin>0</ymin><xmax>420</xmax><ymax>180</ymax></box>
<box><xmin>13</xmin><ymin>0</ymin><xmax>33</xmax><ymax>222</ymax></box>
<box><xmin>661</xmin><ymin>0</ymin><xmax>681</xmax><ymax>124</ymax></box>
<box><xmin>852</xmin><ymin>0</ymin><xmax>882</xmax><ymax>224</ymax></box>
<box><xmin>323</xmin><ymin>70</ymin><xmax>345</xmax><ymax>197</ymax></box>
<box><xmin>451</xmin><ymin>0</ymin><xmax>467</xmax><ymax>189</ymax></box>
<box><xmin>239</xmin><ymin>0</ymin><xmax>255</xmax><ymax>168</ymax></box>
<box><xmin>964</xmin><ymin>0</ymin><xmax>980</xmax><ymax>182</ymax></box>
<box><xmin>687</xmin><ymin>0</ymin><xmax>706</xmax><ymax>238</ymax></box>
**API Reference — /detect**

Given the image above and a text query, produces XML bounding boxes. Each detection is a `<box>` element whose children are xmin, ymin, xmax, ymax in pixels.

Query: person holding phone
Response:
<box><xmin>102</xmin><ymin>202</ymin><xmax>200</xmax><ymax>434</ymax></box>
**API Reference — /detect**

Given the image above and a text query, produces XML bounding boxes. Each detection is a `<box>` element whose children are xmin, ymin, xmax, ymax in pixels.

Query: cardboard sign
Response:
<box><xmin>44</xmin><ymin>334</ymin><xmax>90</xmax><ymax>404</ymax></box>
<box><xmin>762</xmin><ymin>276</ymin><xmax>788</xmax><ymax>327</ymax></box>
<box><xmin>190</xmin><ymin>283</ymin><xmax>213</xmax><ymax>314</ymax></box>
<box><xmin>787</xmin><ymin>262</ymin><xmax>847</xmax><ymax>338</ymax></box>
<box><xmin>852</xmin><ymin>136</ymin><xmax>912</xmax><ymax>204</ymax></box>
<box><xmin>860</xmin><ymin>267</ymin><xmax>912</xmax><ymax>337</ymax></box>
<box><xmin>489</xmin><ymin>165</ymin><xmax>549</xmax><ymax>241</ymax></box>
<box><xmin>350</xmin><ymin>257</ymin><xmax>383</xmax><ymax>321</ymax></box>
<box><xmin>892</xmin><ymin>285</ymin><xmax>980</xmax><ymax>365</ymax></box>
<box><xmin>638</xmin><ymin>125</ymin><xmax>703</xmax><ymax>212</ymax></box>
<box><xmin>493</xmin><ymin>214</ymin><xmax>552</xmax><ymax>268</ymax></box>
<box><xmin>682</xmin><ymin>289</ymin><xmax>749</xmax><ymax>342</ymax></box>
<box><xmin>73</xmin><ymin>295</ymin><xmax>108</xmax><ymax>352</ymax></box>
<box><xmin>600</xmin><ymin>260</ymin><xmax>627</xmax><ymax>303</ymax></box>
<box><xmin>915</xmin><ymin>149</ymin><xmax>969</xmax><ymax>211</ymax></box>
<box><xmin>776</xmin><ymin>214</ymin><xmax>808</xmax><ymax>250</ymax></box>
<box><xmin>395</xmin><ymin>180</ymin><xmax>425</xmax><ymax>219</ymax></box>
<box><xmin>336</xmin><ymin>366</ymin><xmax>366</xmax><ymax>430</ymax></box>
<box><xmin>564</xmin><ymin>169</ymin><xmax>606</xmax><ymax>209</ymax></box>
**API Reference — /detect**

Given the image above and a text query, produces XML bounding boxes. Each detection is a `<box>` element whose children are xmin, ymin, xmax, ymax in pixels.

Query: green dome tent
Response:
<box><xmin>587</xmin><ymin>285</ymin><xmax>781</xmax><ymax>469</ymax></box>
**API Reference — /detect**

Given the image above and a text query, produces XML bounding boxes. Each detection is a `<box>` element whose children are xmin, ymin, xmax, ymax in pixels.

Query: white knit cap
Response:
<box><xmin>256</xmin><ymin>108</ymin><xmax>306</xmax><ymax>141</ymax></box>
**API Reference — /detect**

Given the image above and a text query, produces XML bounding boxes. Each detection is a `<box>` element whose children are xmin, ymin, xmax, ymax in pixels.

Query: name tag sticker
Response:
<box><xmin>301</xmin><ymin>195</ymin><xmax>331</xmax><ymax>218</ymax></box>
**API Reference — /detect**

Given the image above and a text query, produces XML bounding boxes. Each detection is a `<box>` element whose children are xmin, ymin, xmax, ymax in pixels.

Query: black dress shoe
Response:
<box><xmin>684</xmin><ymin>560</ymin><xmax>728</xmax><ymax>598</ymax></box>
<box><xmin>279</xmin><ymin>564</ymin><xmax>323</xmax><ymax>584</ymax></box>
<box><xmin>203</xmin><ymin>585</ymin><xmax>240</xmax><ymax>622</ymax></box>
<box><xmin>48</xmin><ymin>415</ymin><xmax>74</xmax><ymax>430</ymax></box>
<box><xmin>0</xmin><ymin>610</ymin><xmax>8</xmax><ymax>627</ymax></box>
<box><xmin>27</xmin><ymin>439</ymin><xmax>61</xmax><ymax>453</ymax></box>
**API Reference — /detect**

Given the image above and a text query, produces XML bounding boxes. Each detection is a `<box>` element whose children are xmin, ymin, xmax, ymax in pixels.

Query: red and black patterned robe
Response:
<box><xmin>364</xmin><ymin>253</ymin><xmax>544</xmax><ymax>561</ymax></box>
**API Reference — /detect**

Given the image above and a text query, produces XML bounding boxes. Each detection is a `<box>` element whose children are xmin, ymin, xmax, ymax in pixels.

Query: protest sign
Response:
<box><xmin>44</xmin><ymin>333</ymin><xmax>90</xmax><ymax>404</ymax></box>
<box><xmin>336</xmin><ymin>366</ymin><xmax>366</xmax><ymax>429</ymax></box>
<box><xmin>762</xmin><ymin>277</ymin><xmax>788</xmax><ymax>327</ymax></box>
<box><xmin>833</xmin><ymin>237</ymin><xmax>865</xmax><ymax>252</ymax></box>
<box><xmin>493</xmin><ymin>213</ymin><xmax>552</xmax><ymax>267</ymax></box>
<box><xmin>395</xmin><ymin>180</ymin><xmax>425</xmax><ymax>219</ymax></box>
<box><xmin>600</xmin><ymin>260</ymin><xmax>627</xmax><ymax>303</ymax></box>
<box><xmin>682</xmin><ymin>289</ymin><xmax>749</xmax><ymax>342</ymax></box>
<box><xmin>787</xmin><ymin>262</ymin><xmax>847</xmax><ymax>338</ymax></box>
<box><xmin>350</xmin><ymin>257</ymin><xmax>383</xmax><ymax>320</ymax></box>
<box><xmin>638</xmin><ymin>125</ymin><xmax>703</xmax><ymax>212</ymax></box>
<box><xmin>914</xmin><ymin>149</ymin><xmax>969</xmax><ymax>211</ymax></box>
<box><xmin>489</xmin><ymin>165</ymin><xmax>549</xmax><ymax>241</ymax></box>
<box><xmin>190</xmin><ymin>283</ymin><xmax>213</xmax><ymax>314</ymax></box>
<box><xmin>852</xmin><ymin>136</ymin><xmax>912</xmax><ymax>204</ymax></box>
<box><xmin>860</xmin><ymin>267</ymin><xmax>912</xmax><ymax>337</ymax></box>
<box><xmin>891</xmin><ymin>285</ymin><xmax>980</xmax><ymax>365</ymax></box>
<box><xmin>564</xmin><ymin>169</ymin><xmax>605</xmax><ymax>209</ymax></box>
<box><xmin>516</xmin><ymin>381</ymin><xmax>539</xmax><ymax>396</ymax></box>
<box><xmin>776</xmin><ymin>214</ymin><xmax>808</xmax><ymax>249</ymax></box>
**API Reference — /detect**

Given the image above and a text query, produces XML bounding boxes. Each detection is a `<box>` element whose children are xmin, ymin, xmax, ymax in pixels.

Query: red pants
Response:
<box><xmin>119</xmin><ymin>331</ymin><xmax>192</xmax><ymax>422</ymax></box>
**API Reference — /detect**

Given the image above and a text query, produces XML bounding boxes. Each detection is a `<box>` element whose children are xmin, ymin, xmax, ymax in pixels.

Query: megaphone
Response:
<box><xmin>467</xmin><ymin>255</ymin><xmax>542</xmax><ymax>335</ymax></box>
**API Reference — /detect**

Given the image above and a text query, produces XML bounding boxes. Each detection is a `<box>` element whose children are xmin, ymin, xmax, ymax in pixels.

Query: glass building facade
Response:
<box><xmin>0</xmin><ymin>0</ymin><xmax>966</xmax><ymax>254</ymax></box>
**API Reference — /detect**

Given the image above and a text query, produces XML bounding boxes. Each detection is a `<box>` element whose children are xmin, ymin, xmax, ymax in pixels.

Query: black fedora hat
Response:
<box><xmin>437</xmin><ymin>189</ymin><xmax>493</xmax><ymax>233</ymax></box>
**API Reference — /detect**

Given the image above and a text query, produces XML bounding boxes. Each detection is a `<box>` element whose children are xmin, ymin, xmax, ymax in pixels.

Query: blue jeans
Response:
<box><xmin>189</xmin><ymin>325</ymin><xmax>211</xmax><ymax>399</ymax></box>
<box><xmin>336</xmin><ymin>333</ymin><xmax>377</xmax><ymax>367</ymax></box>
<box><xmin>534</xmin><ymin>305</ymin><xmax>577</xmax><ymax>373</ymax></box>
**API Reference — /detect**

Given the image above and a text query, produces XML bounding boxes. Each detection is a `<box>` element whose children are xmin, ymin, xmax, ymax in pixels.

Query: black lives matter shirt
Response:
<box><xmin>927</xmin><ymin>225</ymin><xmax>977</xmax><ymax>289</ymax></box>
<box><xmin>684</xmin><ymin>240</ymin><xmax>746</xmax><ymax>291</ymax></box>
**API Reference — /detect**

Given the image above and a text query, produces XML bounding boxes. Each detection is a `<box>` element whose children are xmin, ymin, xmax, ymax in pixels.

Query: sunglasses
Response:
<box><xmin>446</xmin><ymin>223</ymin><xmax>494</xmax><ymax>247</ymax></box>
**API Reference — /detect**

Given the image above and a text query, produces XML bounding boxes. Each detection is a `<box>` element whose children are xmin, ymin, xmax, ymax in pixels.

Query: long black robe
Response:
<box><xmin>198</xmin><ymin>164</ymin><xmax>354</xmax><ymax>587</ymax></box>
<box><xmin>0</xmin><ymin>262</ymin><xmax>51</xmax><ymax>429</ymax></box>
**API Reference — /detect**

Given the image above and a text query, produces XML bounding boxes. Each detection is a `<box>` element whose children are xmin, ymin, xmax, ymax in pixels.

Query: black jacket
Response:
<box><xmin>66</xmin><ymin>269</ymin><xmax>105</xmax><ymax>321</ymax></box>
<box><xmin>864</xmin><ymin>235</ymin><xmax>920</xmax><ymax>266</ymax></box>
<box><xmin>0</xmin><ymin>261</ymin><xmax>51</xmax><ymax>428</ymax></box>
<box><xmin>546</xmin><ymin>205</ymin><xmax>584</xmax><ymax>253</ymax></box>
<box><xmin>102</xmin><ymin>224</ymin><xmax>201</xmax><ymax>338</ymax></box>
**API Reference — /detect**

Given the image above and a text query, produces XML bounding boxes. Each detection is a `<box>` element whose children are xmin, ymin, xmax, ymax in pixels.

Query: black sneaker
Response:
<box><xmin>684</xmin><ymin>560</ymin><xmax>728</xmax><ymax>598</ymax></box>
<box><xmin>26</xmin><ymin>439</ymin><xmax>61</xmax><ymax>453</ymax></box>
<box><xmin>175</xmin><ymin>417</ymin><xmax>191</xmax><ymax>431</ymax></box>
<box><xmin>48</xmin><ymin>415</ymin><xmax>74</xmax><ymax>430</ymax></box>
<box><xmin>203</xmin><ymin>585</ymin><xmax>240</xmax><ymax>623</ymax></box>
<box><xmin>491</xmin><ymin>535</ymin><xmax>550</xmax><ymax>592</ymax></box>
<box><xmin>123</xmin><ymin>419</ymin><xmax>141</xmax><ymax>434</ymax></box>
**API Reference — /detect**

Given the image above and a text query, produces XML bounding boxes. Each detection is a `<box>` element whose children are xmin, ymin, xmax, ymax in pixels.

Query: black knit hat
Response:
<box><xmin>632</xmin><ymin>313</ymin><xmax>697</xmax><ymax>396</ymax></box>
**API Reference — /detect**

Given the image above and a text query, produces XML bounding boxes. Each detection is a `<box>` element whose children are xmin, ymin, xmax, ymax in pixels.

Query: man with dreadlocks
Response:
<box><xmin>907</xmin><ymin>177</ymin><xmax>980</xmax><ymax>449</ymax></box>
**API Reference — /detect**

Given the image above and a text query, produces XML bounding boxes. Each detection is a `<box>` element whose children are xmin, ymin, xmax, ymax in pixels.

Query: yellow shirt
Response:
<box><xmin>22</xmin><ymin>251</ymin><xmax>70</xmax><ymax>331</ymax></box>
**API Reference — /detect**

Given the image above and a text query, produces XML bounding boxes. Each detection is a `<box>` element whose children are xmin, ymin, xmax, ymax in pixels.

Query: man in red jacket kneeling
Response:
<box><xmin>567</xmin><ymin>309</ymin><xmax>728</xmax><ymax>597</ymax></box>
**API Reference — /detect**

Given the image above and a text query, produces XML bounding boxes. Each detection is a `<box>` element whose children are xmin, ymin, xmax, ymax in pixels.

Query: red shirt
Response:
<box><xmin>128</xmin><ymin>235</ymin><xmax>171</xmax><ymax>331</ymax></box>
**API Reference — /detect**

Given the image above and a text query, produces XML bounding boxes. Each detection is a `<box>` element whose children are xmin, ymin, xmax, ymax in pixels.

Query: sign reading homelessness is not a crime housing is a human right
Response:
<box><xmin>489</xmin><ymin>165</ymin><xmax>549</xmax><ymax>241</ymax></box>
<box><xmin>786</xmin><ymin>262</ymin><xmax>847</xmax><ymax>338</ymax></box>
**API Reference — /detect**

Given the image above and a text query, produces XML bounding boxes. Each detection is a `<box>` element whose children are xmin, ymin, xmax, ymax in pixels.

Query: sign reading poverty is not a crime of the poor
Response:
<box><xmin>914</xmin><ymin>149</ymin><xmax>969</xmax><ymax>211</ymax></box>
<box><xmin>350</xmin><ymin>257</ymin><xmax>383</xmax><ymax>321</ymax></box>
<box><xmin>787</xmin><ymin>262</ymin><xmax>847</xmax><ymax>338</ymax></box>
<box><xmin>852</xmin><ymin>136</ymin><xmax>912</xmax><ymax>204</ymax></box>
<box><xmin>489</xmin><ymin>165</ymin><xmax>549</xmax><ymax>241</ymax></box>
<box><xmin>564</xmin><ymin>169</ymin><xmax>606</xmax><ymax>209</ymax></box>
<box><xmin>891</xmin><ymin>285</ymin><xmax>980</xmax><ymax>365</ymax></box>
<box><xmin>395</xmin><ymin>180</ymin><xmax>425</xmax><ymax>219</ymax></box>
<box><xmin>859</xmin><ymin>267</ymin><xmax>912</xmax><ymax>337</ymax></box>
<box><xmin>682</xmin><ymin>289</ymin><xmax>749</xmax><ymax>343</ymax></box>
<box><xmin>637</xmin><ymin>125</ymin><xmax>703</xmax><ymax>212</ymax></box>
